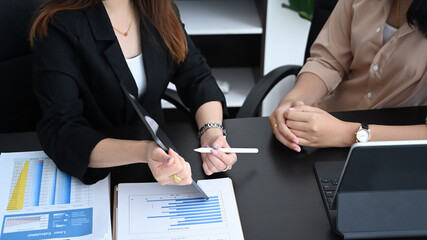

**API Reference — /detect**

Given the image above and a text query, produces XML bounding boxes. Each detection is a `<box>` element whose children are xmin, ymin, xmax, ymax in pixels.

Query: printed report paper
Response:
<box><xmin>115</xmin><ymin>177</ymin><xmax>244</xmax><ymax>240</ymax></box>
<box><xmin>0</xmin><ymin>151</ymin><xmax>112</xmax><ymax>240</ymax></box>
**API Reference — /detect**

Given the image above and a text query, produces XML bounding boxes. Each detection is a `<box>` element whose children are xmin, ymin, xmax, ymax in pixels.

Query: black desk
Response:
<box><xmin>1</xmin><ymin>106</ymin><xmax>426</xmax><ymax>240</ymax></box>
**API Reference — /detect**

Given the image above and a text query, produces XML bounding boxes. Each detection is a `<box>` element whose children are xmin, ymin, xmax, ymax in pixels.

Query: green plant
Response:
<box><xmin>282</xmin><ymin>0</ymin><xmax>315</xmax><ymax>21</ymax></box>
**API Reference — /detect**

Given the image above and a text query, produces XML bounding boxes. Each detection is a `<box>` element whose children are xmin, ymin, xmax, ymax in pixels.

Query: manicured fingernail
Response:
<box><xmin>289</xmin><ymin>108</ymin><xmax>295</xmax><ymax>111</ymax></box>
<box><xmin>210</xmin><ymin>149</ymin><xmax>217</xmax><ymax>155</ymax></box>
<box><xmin>167</xmin><ymin>157</ymin><xmax>172</xmax><ymax>163</ymax></box>
<box><xmin>205</xmin><ymin>145</ymin><xmax>210</xmax><ymax>148</ymax></box>
<box><xmin>213</xmin><ymin>144</ymin><xmax>219</xmax><ymax>149</ymax></box>
<box><xmin>294</xmin><ymin>147</ymin><xmax>301</xmax><ymax>152</ymax></box>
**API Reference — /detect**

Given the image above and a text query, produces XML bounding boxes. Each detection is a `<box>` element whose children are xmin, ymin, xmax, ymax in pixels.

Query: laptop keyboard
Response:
<box><xmin>320</xmin><ymin>177</ymin><xmax>339</xmax><ymax>209</ymax></box>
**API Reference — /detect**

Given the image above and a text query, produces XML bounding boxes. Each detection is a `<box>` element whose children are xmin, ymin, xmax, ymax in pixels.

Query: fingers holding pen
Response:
<box><xmin>209</xmin><ymin>144</ymin><xmax>237</xmax><ymax>171</ymax></box>
<box><xmin>202</xmin><ymin>152</ymin><xmax>236</xmax><ymax>174</ymax></box>
<box><xmin>200</xmin><ymin>141</ymin><xmax>237</xmax><ymax>175</ymax></box>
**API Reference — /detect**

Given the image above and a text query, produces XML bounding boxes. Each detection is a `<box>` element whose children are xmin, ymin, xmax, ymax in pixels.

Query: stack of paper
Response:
<box><xmin>0</xmin><ymin>151</ymin><xmax>112</xmax><ymax>240</ymax></box>
<box><xmin>115</xmin><ymin>177</ymin><xmax>244</xmax><ymax>240</ymax></box>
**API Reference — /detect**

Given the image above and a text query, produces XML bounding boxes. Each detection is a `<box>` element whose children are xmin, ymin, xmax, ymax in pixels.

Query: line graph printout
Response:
<box><xmin>0</xmin><ymin>151</ymin><xmax>112</xmax><ymax>240</ymax></box>
<box><xmin>116</xmin><ymin>178</ymin><xmax>244</xmax><ymax>240</ymax></box>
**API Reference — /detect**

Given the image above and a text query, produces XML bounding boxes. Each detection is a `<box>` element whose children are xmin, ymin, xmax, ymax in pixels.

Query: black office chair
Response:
<box><xmin>0</xmin><ymin>0</ymin><xmax>44</xmax><ymax>133</ymax></box>
<box><xmin>165</xmin><ymin>0</ymin><xmax>338</xmax><ymax>119</ymax></box>
<box><xmin>236</xmin><ymin>0</ymin><xmax>338</xmax><ymax>118</ymax></box>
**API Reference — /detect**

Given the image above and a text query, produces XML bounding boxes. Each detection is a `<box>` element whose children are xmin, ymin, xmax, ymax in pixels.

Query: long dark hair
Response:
<box><xmin>29</xmin><ymin>0</ymin><xmax>188</xmax><ymax>63</ymax></box>
<box><xmin>407</xmin><ymin>0</ymin><xmax>427</xmax><ymax>38</ymax></box>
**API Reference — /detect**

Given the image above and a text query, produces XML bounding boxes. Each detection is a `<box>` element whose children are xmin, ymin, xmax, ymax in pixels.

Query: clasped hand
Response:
<box><xmin>270</xmin><ymin>100</ymin><xmax>351</xmax><ymax>151</ymax></box>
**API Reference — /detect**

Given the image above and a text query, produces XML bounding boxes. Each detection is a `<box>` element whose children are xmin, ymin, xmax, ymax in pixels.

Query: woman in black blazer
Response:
<box><xmin>30</xmin><ymin>0</ymin><xmax>237</xmax><ymax>184</ymax></box>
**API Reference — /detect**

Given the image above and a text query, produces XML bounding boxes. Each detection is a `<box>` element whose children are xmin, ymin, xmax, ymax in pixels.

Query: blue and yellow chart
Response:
<box><xmin>1</xmin><ymin>154</ymin><xmax>93</xmax><ymax>240</ymax></box>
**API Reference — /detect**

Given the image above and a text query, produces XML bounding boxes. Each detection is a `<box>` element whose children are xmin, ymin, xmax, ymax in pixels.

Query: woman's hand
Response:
<box><xmin>199</xmin><ymin>128</ymin><xmax>237</xmax><ymax>175</ymax></box>
<box><xmin>269</xmin><ymin>99</ymin><xmax>305</xmax><ymax>152</ymax></box>
<box><xmin>146</xmin><ymin>142</ymin><xmax>192</xmax><ymax>185</ymax></box>
<box><xmin>284</xmin><ymin>105</ymin><xmax>358</xmax><ymax>148</ymax></box>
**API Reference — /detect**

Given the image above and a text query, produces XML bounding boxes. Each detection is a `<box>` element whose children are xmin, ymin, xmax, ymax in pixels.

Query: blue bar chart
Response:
<box><xmin>149</xmin><ymin>196</ymin><xmax>222</xmax><ymax>226</ymax></box>
<box><xmin>129</xmin><ymin>192</ymin><xmax>227</xmax><ymax>234</ymax></box>
<box><xmin>7</xmin><ymin>157</ymin><xmax>89</xmax><ymax>211</ymax></box>
<box><xmin>0</xmin><ymin>151</ymin><xmax>109</xmax><ymax>240</ymax></box>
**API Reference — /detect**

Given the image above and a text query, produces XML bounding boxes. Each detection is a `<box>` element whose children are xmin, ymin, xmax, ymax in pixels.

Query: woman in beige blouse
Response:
<box><xmin>270</xmin><ymin>0</ymin><xmax>427</xmax><ymax>151</ymax></box>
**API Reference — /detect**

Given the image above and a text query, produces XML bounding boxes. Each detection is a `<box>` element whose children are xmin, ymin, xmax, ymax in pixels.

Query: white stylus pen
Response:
<box><xmin>194</xmin><ymin>147</ymin><xmax>259</xmax><ymax>153</ymax></box>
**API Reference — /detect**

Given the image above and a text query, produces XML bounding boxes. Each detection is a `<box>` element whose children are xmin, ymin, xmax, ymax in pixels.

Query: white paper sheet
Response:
<box><xmin>116</xmin><ymin>177</ymin><xmax>244</xmax><ymax>240</ymax></box>
<box><xmin>0</xmin><ymin>151</ymin><xmax>112</xmax><ymax>240</ymax></box>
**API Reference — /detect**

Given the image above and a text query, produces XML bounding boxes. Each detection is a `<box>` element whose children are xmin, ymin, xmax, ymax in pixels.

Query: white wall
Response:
<box><xmin>261</xmin><ymin>0</ymin><xmax>310</xmax><ymax>116</ymax></box>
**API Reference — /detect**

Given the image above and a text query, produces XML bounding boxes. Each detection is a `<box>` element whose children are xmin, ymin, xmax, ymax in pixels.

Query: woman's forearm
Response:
<box><xmin>282</xmin><ymin>72</ymin><xmax>329</xmax><ymax>106</ymax></box>
<box><xmin>195</xmin><ymin>101</ymin><xmax>223</xmax><ymax>128</ymax></box>
<box><xmin>369</xmin><ymin>124</ymin><xmax>427</xmax><ymax>142</ymax></box>
<box><xmin>195</xmin><ymin>101</ymin><xmax>225</xmax><ymax>143</ymax></box>
<box><xmin>88</xmin><ymin>138</ymin><xmax>153</xmax><ymax>168</ymax></box>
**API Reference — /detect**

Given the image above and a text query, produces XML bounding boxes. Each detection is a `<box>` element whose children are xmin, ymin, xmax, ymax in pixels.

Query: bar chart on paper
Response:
<box><xmin>116</xmin><ymin>178</ymin><xmax>244</xmax><ymax>240</ymax></box>
<box><xmin>130</xmin><ymin>191</ymin><xmax>226</xmax><ymax>234</ymax></box>
<box><xmin>7</xmin><ymin>157</ymin><xmax>90</xmax><ymax>211</ymax></box>
<box><xmin>0</xmin><ymin>151</ymin><xmax>112</xmax><ymax>240</ymax></box>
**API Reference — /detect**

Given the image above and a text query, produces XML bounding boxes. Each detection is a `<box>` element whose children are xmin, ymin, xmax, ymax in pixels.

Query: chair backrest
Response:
<box><xmin>0</xmin><ymin>0</ymin><xmax>44</xmax><ymax>133</ymax></box>
<box><xmin>236</xmin><ymin>0</ymin><xmax>338</xmax><ymax>118</ymax></box>
<box><xmin>304</xmin><ymin>0</ymin><xmax>338</xmax><ymax>61</ymax></box>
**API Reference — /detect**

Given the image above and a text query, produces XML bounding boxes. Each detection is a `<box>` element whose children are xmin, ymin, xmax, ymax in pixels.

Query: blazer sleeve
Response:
<box><xmin>32</xmin><ymin>14</ymin><xmax>108</xmax><ymax>184</ymax></box>
<box><xmin>171</xmin><ymin>27</ymin><xmax>228</xmax><ymax>117</ymax></box>
<box><xmin>298</xmin><ymin>0</ymin><xmax>354</xmax><ymax>93</ymax></box>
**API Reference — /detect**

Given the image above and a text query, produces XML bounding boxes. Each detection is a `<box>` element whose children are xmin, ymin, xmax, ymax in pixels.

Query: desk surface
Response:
<box><xmin>1</xmin><ymin>106</ymin><xmax>426</xmax><ymax>240</ymax></box>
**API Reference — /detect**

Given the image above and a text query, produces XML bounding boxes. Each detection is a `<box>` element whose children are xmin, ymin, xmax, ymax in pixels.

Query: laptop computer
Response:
<box><xmin>314</xmin><ymin>140</ymin><xmax>427</xmax><ymax>239</ymax></box>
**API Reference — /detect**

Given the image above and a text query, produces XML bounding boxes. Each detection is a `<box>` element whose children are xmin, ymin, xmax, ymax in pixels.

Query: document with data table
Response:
<box><xmin>0</xmin><ymin>151</ymin><xmax>112</xmax><ymax>240</ymax></box>
<box><xmin>115</xmin><ymin>177</ymin><xmax>244</xmax><ymax>240</ymax></box>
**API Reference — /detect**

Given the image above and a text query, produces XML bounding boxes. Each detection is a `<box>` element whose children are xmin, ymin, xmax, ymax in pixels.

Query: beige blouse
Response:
<box><xmin>299</xmin><ymin>0</ymin><xmax>427</xmax><ymax>112</ymax></box>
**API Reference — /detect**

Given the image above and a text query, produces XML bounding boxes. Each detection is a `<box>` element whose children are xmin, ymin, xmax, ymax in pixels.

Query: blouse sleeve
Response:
<box><xmin>33</xmin><ymin>15</ymin><xmax>108</xmax><ymax>184</ymax></box>
<box><xmin>298</xmin><ymin>0</ymin><xmax>355</xmax><ymax>93</ymax></box>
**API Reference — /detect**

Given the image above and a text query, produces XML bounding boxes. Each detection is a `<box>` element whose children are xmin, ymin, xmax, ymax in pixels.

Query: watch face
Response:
<box><xmin>356</xmin><ymin>129</ymin><xmax>370</xmax><ymax>142</ymax></box>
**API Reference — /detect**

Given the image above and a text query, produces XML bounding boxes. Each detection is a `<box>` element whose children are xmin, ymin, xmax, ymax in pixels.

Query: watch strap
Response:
<box><xmin>198</xmin><ymin>122</ymin><xmax>226</xmax><ymax>139</ymax></box>
<box><xmin>361</xmin><ymin>123</ymin><xmax>369</xmax><ymax>130</ymax></box>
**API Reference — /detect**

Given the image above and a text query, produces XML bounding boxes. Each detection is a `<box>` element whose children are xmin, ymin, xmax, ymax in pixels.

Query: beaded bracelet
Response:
<box><xmin>198</xmin><ymin>122</ymin><xmax>227</xmax><ymax>139</ymax></box>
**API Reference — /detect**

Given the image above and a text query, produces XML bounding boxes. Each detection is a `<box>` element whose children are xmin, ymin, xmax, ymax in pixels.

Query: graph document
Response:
<box><xmin>0</xmin><ymin>151</ymin><xmax>111</xmax><ymax>240</ymax></box>
<box><xmin>115</xmin><ymin>178</ymin><xmax>244</xmax><ymax>240</ymax></box>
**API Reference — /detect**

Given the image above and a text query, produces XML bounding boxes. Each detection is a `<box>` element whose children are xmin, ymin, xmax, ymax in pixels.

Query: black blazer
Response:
<box><xmin>32</xmin><ymin>3</ymin><xmax>226</xmax><ymax>184</ymax></box>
